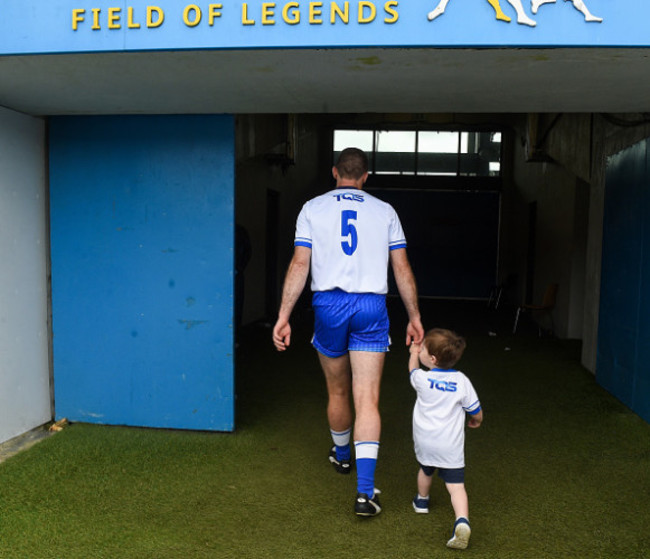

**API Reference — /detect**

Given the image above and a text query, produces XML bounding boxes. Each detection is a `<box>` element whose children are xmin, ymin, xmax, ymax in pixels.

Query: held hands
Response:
<box><xmin>406</xmin><ymin>318</ymin><xmax>424</xmax><ymax>346</ymax></box>
<box><xmin>407</xmin><ymin>319</ymin><xmax>424</xmax><ymax>372</ymax></box>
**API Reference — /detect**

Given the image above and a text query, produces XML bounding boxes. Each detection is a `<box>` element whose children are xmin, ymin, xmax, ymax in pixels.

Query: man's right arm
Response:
<box><xmin>272</xmin><ymin>245</ymin><xmax>311</xmax><ymax>351</ymax></box>
<box><xmin>390</xmin><ymin>248</ymin><xmax>424</xmax><ymax>345</ymax></box>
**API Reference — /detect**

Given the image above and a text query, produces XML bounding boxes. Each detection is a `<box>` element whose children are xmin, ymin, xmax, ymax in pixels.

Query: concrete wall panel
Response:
<box><xmin>0</xmin><ymin>107</ymin><xmax>50</xmax><ymax>444</ymax></box>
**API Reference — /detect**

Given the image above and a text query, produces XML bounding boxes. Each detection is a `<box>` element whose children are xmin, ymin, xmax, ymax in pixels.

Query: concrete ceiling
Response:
<box><xmin>1</xmin><ymin>47</ymin><xmax>649</xmax><ymax>116</ymax></box>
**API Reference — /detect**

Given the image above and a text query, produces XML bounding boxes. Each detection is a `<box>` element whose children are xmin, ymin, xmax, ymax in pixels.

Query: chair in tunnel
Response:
<box><xmin>487</xmin><ymin>273</ymin><xmax>518</xmax><ymax>310</ymax></box>
<box><xmin>512</xmin><ymin>283</ymin><xmax>558</xmax><ymax>335</ymax></box>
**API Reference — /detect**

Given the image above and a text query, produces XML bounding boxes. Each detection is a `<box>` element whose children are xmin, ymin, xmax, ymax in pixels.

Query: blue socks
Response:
<box><xmin>354</xmin><ymin>441</ymin><xmax>379</xmax><ymax>496</ymax></box>
<box><xmin>331</xmin><ymin>432</ymin><xmax>380</xmax><ymax>495</ymax></box>
<box><xmin>330</xmin><ymin>428</ymin><xmax>351</xmax><ymax>461</ymax></box>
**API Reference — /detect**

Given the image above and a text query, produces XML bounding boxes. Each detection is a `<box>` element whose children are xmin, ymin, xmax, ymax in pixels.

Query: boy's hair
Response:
<box><xmin>422</xmin><ymin>328</ymin><xmax>466</xmax><ymax>369</ymax></box>
<box><xmin>335</xmin><ymin>148</ymin><xmax>369</xmax><ymax>180</ymax></box>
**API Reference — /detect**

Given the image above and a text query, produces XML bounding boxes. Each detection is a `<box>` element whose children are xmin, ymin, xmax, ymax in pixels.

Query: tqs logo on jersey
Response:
<box><xmin>333</xmin><ymin>193</ymin><xmax>365</xmax><ymax>203</ymax></box>
<box><xmin>427</xmin><ymin>379</ymin><xmax>458</xmax><ymax>392</ymax></box>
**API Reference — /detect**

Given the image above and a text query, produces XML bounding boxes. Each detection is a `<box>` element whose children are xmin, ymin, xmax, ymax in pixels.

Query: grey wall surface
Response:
<box><xmin>508</xmin><ymin>115</ymin><xmax>588</xmax><ymax>340</ymax></box>
<box><xmin>0</xmin><ymin>107</ymin><xmax>51</xmax><ymax>444</ymax></box>
<box><xmin>235</xmin><ymin>114</ymin><xmax>326</xmax><ymax>325</ymax></box>
<box><xmin>507</xmin><ymin>113</ymin><xmax>650</xmax><ymax>375</ymax></box>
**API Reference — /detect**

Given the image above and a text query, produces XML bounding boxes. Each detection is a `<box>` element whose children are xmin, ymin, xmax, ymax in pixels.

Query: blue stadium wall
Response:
<box><xmin>50</xmin><ymin>115</ymin><xmax>235</xmax><ymax>431</ymax></box>
<box><xmin>598</xmin><ymin>139</ymin><xmax>650</xmax><ymax>423</ymax></box>
<box><xmin>0</xmin><ymin>1</ymin><xmax>639</xmax><ymax>55</ymax></box>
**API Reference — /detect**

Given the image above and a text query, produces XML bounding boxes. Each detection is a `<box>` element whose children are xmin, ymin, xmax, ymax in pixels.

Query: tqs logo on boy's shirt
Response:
<box><xmin>427</xmin><ymin>379</ymin><xmax>458</xmax><ymax>392</ymax></box>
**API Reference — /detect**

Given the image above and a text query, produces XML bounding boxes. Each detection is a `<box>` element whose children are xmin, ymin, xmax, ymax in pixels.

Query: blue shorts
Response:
<box><xmin>312</xmin><ymin>289</ymin><xmax>390</xmax><ymax>358</ymax></box>
<box><xmin>420</xmin><ymin>464</ymin><xmax>465</xmax><ymax>484</ymax></box>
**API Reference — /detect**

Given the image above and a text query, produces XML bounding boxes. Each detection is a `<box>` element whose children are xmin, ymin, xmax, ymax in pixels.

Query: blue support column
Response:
<box><xmin>599</xmin><ymin>139</ymin><xmax>650</xmax><ymax>423</ymax></box>
<box><xmin>50</xmin><ymin>115</ymin><xmax>235</xmax><ymax>431</ymax></box>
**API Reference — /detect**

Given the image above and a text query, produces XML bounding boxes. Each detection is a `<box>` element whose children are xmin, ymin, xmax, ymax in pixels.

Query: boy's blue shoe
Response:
<box><xmin>328</xmin><ymin>446</ymin><xmax>351</xmax><ymax>475</ymax></box>
<box><xmin>354</xmin><ymin>489</ymin><xmax>382</xmax><ymax>517</ymax></box>
<box><xmin>446</xmin><ymin>517</ymin><xmax>471</xmax><ymax>549</ymax></box>
<box><xmin>412</xmin><ymin>495</ymin><xmax>429</xmax><ymax>514</ymax></box>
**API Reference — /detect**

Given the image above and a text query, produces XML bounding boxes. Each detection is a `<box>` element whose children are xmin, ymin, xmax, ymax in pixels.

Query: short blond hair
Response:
<box><xmin>422</xmin><ymin>328</ymin><xmax>466</xmax><ymax>369</ymax></box>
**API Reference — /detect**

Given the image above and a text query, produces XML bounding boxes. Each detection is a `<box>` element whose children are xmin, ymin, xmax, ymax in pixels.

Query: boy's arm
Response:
<box><xmin>408</xmin><ymin>342</ymin><xmax>421</xmax><ymax>372</ymax></box>
<box><xmin>467</xmin><ymin>409</ymin><xmax>483</xmax><ymax>428</ymax></box>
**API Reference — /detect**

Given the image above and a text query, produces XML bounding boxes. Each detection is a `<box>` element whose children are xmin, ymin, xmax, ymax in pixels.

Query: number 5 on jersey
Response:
<box><xmin>341</xmin><ymin>210</ymin><xmax>358</xmax><ymax>255</ymax></box>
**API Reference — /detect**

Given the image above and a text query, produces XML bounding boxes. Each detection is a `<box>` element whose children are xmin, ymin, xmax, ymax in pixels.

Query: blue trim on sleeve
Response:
<box><xmin>389</xmin><ymin>241</ymin><xmax>407</xmax><ymax>250</ymax></box>
<box><xmin>294</xmin><ymin>240</ymin><xmax>312</xmax><ymax>248</ymax></box>
<box><xmin>465</xmin><ymin>404</ymin><xmax>482</xmax><ymax>415</ymax></box>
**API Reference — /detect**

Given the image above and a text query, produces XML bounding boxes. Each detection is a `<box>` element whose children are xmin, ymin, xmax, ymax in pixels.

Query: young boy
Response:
<box><xmin>408</xmin><ymin>328</ymin><xmax>483</xmax><ymax>550</ymax></box>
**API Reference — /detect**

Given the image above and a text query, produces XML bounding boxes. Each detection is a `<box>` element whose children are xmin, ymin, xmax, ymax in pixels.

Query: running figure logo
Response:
<box><xmin>427</xmin><ymin>0</ymin><xmax>602</xmax><ymax>26</ymax></box>
<box><xmin>532</xmin><ymin>0</ymin><xmax>602</xmax><ymax>22</ymax></box>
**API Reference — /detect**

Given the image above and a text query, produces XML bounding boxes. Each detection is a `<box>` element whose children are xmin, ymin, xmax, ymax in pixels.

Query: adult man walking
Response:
<box><xmin>272</xmin><ymin>147</ymin><xmax>424</xmax><ymax>517</ymax></box>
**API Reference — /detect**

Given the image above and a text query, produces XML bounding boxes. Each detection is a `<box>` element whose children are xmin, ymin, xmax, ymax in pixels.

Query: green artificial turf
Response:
<box><xmin>1</xmin><ymin>300</ymin><xmax>649</xmax><ymax>558</ymax></box>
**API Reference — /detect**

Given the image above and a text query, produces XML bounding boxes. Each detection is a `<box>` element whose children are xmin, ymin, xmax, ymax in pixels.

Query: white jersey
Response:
<box><xmin>294</xmin><ymin>188</ymin><xmax>406</xmax><ymax>294</ymax></box>
<box><xmin>410</xmin><ymin>368</ymin><xmax>481</xmax><ymax>469</ymax></box>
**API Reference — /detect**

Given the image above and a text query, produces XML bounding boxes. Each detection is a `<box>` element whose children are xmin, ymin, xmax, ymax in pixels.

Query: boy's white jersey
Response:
<box><xmin>294</xmin><ymin>188</ymin><xmax>406</xmax><ymax>294</ymax></box>
<box><xmin>410</xmin><ymin>368</ymin><xmax>481</xmax><ymax>469</ymax></box>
